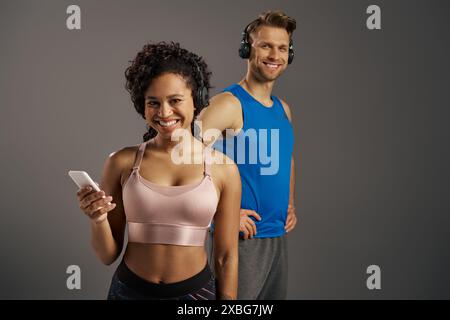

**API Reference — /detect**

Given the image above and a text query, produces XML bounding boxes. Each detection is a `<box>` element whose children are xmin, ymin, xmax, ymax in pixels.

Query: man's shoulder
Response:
<box><xmin>198</xmin><ymin>91</ymin><xmax>242</xmax><ymax>124</ymax></box>
<box><xmin>209</xmin><ymin>91</ymin><xmax>241</xmax><ymax>109</ymax></box>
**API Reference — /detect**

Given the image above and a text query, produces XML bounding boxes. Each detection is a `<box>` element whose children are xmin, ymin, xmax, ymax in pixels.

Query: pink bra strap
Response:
<box><xmin>132</xmin><ymin>141</ymin><xmax>148</xmax><ymax>170</ymax></box>
<box><xmin>203</xmin><ymin>147</ymin><xmax>212</xmax><ymax>177</ymax></box>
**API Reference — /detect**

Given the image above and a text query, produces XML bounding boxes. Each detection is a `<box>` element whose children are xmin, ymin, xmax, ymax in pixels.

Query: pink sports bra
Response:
<box><xmin>122</xmin><ymin>140</ymin><xmax>219</xmax><ymax>246</ymax></box>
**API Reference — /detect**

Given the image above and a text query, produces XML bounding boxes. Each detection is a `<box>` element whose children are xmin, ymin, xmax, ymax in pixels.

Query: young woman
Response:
<box><xmin>75</xmin><ymin>42</ymin><xmax>241</xmax><ymax>300</ymax></box>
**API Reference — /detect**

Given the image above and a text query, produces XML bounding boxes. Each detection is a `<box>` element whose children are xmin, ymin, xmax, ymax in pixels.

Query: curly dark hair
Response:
<box><xmin>125</xmin><ymin>42</ymin><xmax>212</xmax><ymax>142</ymax></box>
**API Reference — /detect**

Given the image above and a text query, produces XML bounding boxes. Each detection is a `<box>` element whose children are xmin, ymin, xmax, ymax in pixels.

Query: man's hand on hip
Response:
<box><xmin>240</xmin><ymin>209</ymin><xmax>261</xmax><ymax>239</ymax></box>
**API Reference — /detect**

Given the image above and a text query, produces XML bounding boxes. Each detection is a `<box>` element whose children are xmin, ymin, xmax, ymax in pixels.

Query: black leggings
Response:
<box><xmin>107</xmin><ymin>259</ymin><xmax>216</xmax><ymax>300</ymax></box>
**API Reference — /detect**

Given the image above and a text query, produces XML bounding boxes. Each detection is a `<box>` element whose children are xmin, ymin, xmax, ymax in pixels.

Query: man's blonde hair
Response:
<box><xmin>246</xmin><ymin>10</ymin><xmax>297</xmax><ymax>42</ymax></box>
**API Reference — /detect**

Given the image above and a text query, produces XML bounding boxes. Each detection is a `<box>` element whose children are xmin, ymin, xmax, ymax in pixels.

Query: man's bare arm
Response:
<box><xmin>280</xmin><ymin>99</ymin><xmax>298</xmax><ymax>232</ymax></box>
<box><xmin>197</xmin><ymin>92</ymin><xmax>242</xmax><ymax>146</ymax></box>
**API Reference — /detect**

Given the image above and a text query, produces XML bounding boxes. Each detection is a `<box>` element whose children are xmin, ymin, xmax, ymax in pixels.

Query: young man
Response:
<box><xmin>199</xmin><ymin>11</ymin><xmax>298</xmax><ymax>299</ymax></box>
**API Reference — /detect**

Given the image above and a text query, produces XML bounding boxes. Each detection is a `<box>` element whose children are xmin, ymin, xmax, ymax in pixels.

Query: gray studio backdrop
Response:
<box><xmin>0</xmin><ymin>0</ymin><xmax>449</xmax><ymax>299</ymax></box>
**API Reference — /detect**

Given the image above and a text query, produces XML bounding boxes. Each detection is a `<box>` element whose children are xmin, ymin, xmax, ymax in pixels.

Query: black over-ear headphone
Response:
<box><xmin>193</xmin><ymin>60</ymin><xmax>209</xmax><ymax>108</ymax></box>
<box><xmin>238</xmin><ymin>21</ymin><xmax>294</xmax><ymax>65</ymax></box>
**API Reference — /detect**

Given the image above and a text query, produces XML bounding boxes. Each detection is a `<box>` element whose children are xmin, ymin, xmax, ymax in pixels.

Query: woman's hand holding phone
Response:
<box><xmin>76</xmin><ymin>186</ymin><xmax>117</xmax><ymax>224</ymax></box>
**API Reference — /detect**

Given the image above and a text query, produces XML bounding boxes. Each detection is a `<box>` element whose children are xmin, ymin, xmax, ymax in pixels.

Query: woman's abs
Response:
<box><xmin>123</xmin><ymin>242</ymin><xmax>208</xmax><ymax>284</ymax></box>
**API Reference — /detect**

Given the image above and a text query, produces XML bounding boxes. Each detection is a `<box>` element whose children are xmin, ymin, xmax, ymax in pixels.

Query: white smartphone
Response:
<box><xmin>68</xmin><ymin>170</ymin><xmax>101</xmax><ymax>192</ymax></box>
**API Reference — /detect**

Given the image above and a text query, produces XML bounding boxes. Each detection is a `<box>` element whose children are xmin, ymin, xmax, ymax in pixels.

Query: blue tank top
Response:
<box><xmin>213</xmin><ymin>83</ymin><xmax>294</xmax><ymax>238</ymax></box>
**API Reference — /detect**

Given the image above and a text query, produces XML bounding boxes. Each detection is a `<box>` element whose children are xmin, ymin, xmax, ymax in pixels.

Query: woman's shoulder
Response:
<box><xmin>105</xmin><ymin>143</ymin><xmax>141</xmax><ymax>171</ymax></box>
<box><xmin>208</xmin><ymin>148</ymin><xmax>240</xmax><ymax>178</ymax></box>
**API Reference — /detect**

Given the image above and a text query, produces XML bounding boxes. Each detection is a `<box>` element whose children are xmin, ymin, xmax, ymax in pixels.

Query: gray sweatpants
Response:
<box><xmin>207</xmin><ymin>232</ymin><xmax>288</xmax><ymax>300</ymax></box>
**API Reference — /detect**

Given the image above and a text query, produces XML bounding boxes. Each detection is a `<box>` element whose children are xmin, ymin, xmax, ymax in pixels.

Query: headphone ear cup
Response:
<box><xmin>288</xmin><ymin>48</ymin><xmax>294</xmax><ymax>64</ymax></box>
<box><xmin>202</xmin><ymin>86</ymin><xmax>209</xmax><ymax>107</ymax></box>
<box><xmin>239</xmin><ymin>41</ymin><xmax>251</xmax><ymax>59</ymax></box>
<box><xmin>197</xmin><ymin>86</ymin><xmax>209</xmax><ymax>108</ymax></box>
<box><xmin>287</xmin><ymin>38</ymin><xmax>294</xmax><ymax>64</ymax></box>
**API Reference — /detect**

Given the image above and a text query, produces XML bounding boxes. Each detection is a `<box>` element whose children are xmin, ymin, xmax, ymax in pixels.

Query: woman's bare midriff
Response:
<box><xmin>123</xmin><ymin>242</ymin><xmax>209</xmax><ymax>284</ymax></box>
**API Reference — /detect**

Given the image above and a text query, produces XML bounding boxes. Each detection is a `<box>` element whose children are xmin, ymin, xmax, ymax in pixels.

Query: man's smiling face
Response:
<box><xmin>248</xmin><ymin>25</ymin><xmax>290</xmax><ymax>82</ymax></box>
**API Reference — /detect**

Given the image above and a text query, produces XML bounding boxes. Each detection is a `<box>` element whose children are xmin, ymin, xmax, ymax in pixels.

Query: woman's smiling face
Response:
<box><xmin>144</xmin><ymin>72</ymin><xmax>196</xmax><ymax>140</ymax></box>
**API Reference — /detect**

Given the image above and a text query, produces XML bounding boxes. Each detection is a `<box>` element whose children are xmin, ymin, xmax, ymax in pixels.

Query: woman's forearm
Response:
<box><xmin>214</xmin><ymin>253</ymin><xmax>238</xmax><ymax>300</ymax></box>
<box><xmin>90</xmin><ymin>219</ymin><xmax>120</xmax><ymax>265</ymax></box>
